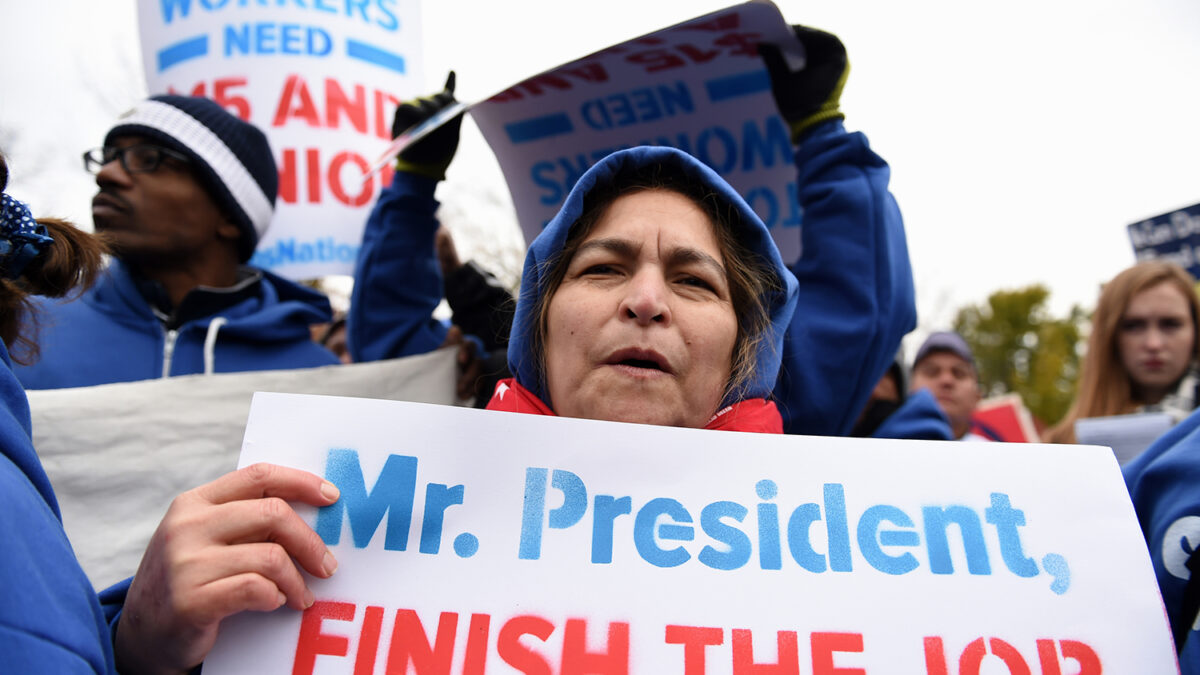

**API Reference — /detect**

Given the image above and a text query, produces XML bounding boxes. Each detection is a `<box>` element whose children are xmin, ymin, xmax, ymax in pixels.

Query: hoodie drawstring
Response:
<box><xmin>203</xmin><ymin>317</ymin><xmax>228</xmax><ymax>375</ymax></box>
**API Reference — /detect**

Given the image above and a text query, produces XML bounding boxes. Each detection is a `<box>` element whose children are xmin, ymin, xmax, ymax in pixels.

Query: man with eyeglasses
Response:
<box><xmin>15</xmin><ymin>95</ymin><xmax>340</xmax><ymax>389</ymax></box>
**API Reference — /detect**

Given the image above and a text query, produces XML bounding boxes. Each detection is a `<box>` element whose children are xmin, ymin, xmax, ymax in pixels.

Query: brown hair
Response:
<box><xmin>0</xmin><ymin>154</ymin><xmax>109</xmax><ymax>363</ymax></box>
<box><xmin>530</xmin><ymin>164</ymin><xmax>781</xmax><ymax>403</ymax></box>
<box><xmin>1045</xmin><ymin>261</ymin><xmax>1200</xmax><ymax>443</ymax></box>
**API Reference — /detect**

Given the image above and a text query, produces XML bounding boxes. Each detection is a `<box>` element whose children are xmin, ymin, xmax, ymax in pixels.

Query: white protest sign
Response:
<box><xmin>204</xmin><ymin>393</ymin><xmax>1177</xmax><ymax>674</ymax></box>
<box><xmin>31</xmin><ymin>349</ymin><xmax>461</xmax><ymax>589</ymax></box>
<box><xmin>469</xmin><ymin>1</ymin><xmax>805</xmax><ymax>262</ymax></box>
<box><xmin>136</xmin><ymin>0</ymin><xmax>425</xmax><ymax>279</ymax></box>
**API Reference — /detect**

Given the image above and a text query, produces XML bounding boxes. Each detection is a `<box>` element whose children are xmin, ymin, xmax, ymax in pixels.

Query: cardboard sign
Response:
<box><xmin>203</xmin><ymin>393</ymin><xmax>1177</xmax><ymax>674</ymax></box>
<box><xmin>971</xmin><ymin>394</ymin><xmax>1040</xmax><ymax>443</ymax></box>
<box><xmin>1128</xmin><ymin>201</ymin><xmax>1200</xmax><ymax>279</ymax></box>
<box><xmin>136</xmin><ymin>0</ymin><xmax>425</xmax><ymax>279</ymax></box>
<box><xmin>469</xmin><ymin>1</ymin><xmax>805</xmax><ymax>262</ymax></box>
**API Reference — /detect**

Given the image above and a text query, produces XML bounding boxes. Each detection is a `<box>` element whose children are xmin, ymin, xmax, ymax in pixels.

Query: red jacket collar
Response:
<box><xmin>485</xmin><ymin>379</ymin><xmax>782</xmax><ymax>434</ymax></box>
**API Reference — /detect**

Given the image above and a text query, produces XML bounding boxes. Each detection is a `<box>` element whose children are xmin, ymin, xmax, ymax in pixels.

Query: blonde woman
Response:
<box><xmin>1046</xmin><ymin>261</ymin><xmax>1200</xmax><ymax>443</ymax></box>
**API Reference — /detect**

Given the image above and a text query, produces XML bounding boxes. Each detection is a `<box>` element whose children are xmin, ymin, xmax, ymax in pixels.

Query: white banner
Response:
<box><xmin>204</xmin><ymin>392</ymin><xmax>1176</xmax><ymax>674</ymax></box>
<box><xmin>135</xmin><ymin>0</ymin><xmax>425</xmax><ymax>279</ymax></box>
<box><xmin>470</xmin><ymin>1</ymin><xmax>805</xmax><ymax>262</ymax></box>
<box><xmin>32</xmin><ymin>349</ymin><xmax>461</xmax><ymax>589</ymax></box>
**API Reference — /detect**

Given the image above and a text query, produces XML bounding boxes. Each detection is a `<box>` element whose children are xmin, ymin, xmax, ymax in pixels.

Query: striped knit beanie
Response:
<box><xmin>105</xmin><ymin>95</ymin><xmax>276</xmax><ymax>262</ymax></box>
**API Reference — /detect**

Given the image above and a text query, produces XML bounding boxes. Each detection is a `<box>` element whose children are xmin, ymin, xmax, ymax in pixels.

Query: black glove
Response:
<box><xmin>758</xmin><ymin>25</ymin><xmax>849</xmax><ymax>143</ymax></box>
<box><xmin>391</xmin><ymin>71</ymin><xmax>463</xmax><ymax>180</ymax></box>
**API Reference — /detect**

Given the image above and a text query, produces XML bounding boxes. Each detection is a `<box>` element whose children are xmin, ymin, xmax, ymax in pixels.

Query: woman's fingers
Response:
<box><xmin>193</xmin><ymin>462</ymin><xmax>340</xmax><ymax>507</ymax></box>
<box><xmin>184</xmin><ymin>497</ymin><xmax>338</xmax><ymax>580</ymax></box>
<box><xmin>116</xmin><ymin>464</ymin><xmax>342</xmax><ymax>674</ymax></box>
<box><xmin>184</xmin><ymin>543</ymin><xmax>314</xmax><ymax>617</ymax></box>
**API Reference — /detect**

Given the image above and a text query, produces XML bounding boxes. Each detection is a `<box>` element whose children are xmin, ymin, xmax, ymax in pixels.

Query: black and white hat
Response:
<box><xmin>105</xmin><ymin>95</ymin><xmax>276</xmax><ymax>262</ymax></box>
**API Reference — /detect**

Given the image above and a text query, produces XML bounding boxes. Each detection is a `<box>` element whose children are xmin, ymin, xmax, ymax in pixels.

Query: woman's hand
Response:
<box><xmin>115</xmin><ymin>463</ymin><xmax>340</xmax><ymax>674</ymax></box>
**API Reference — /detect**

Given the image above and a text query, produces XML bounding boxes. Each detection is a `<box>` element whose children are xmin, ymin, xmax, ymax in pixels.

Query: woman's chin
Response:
<box><xmin>575</xmin><ymin>403</ymin><xmax>705</xmax><ymax>429</ymax></box>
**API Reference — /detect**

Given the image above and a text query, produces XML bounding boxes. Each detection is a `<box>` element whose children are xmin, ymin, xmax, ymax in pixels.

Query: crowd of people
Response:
<box><xmin>3</xmin><ymin>21</ymin><xmax>1200</xmax><ymax>674</ymax></box>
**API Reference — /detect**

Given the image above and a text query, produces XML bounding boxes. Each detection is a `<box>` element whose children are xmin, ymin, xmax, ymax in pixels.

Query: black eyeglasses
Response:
<box><xmin>82</xmin><ymin>144</ymin><xmax>191</xmax><ymax>175</ymax></box>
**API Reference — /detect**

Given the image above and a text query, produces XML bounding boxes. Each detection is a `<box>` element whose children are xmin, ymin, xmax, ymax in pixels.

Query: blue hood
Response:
<box><xmin>506</xmin><ymin>146</ymin><xmax>799</xmax><ymax>408</ymax></box>
<box><xmin>872</xmin><ymin>388</ymin><xmax>954</xmax><ymax>441</ymax></box>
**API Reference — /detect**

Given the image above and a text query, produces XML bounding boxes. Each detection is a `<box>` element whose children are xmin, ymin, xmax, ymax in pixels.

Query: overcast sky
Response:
<box><xmin>4</xmin><ymin>0</ymin><xmax>1200</xmax><ymax>344</ymax></box>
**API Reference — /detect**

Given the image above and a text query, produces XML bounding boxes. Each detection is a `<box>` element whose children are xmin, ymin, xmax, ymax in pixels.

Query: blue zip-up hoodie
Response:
<box><xmin>505</xmin><ymin>145</ymin><xmax>800</xmax><ymax>408</ymax></box>
<box><xmin>0</xmin><ymin>340</ymin><xmax>116</xmax><ymax>672</ymax></box>
<box><xmin>16</xmin><ymin>259</ymin><xmax>339</xmax><ymax>389</ymax></box>
<box><xmin>1124</xmin><ymin>406</ymin><xmax>1200</xmax><ymax>670</ymax></box>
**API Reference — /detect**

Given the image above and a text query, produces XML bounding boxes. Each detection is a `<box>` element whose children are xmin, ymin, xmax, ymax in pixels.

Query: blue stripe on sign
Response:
<box><xmin>504</xmin><ymin>113</ymin><xmax>574</xmax><ymax>144</ymax></box>
<box><xmin>346</xmin><ymin>39</ymin><xmax>405</xmax><ymax>74</ymax></box>
<box><xmin>705</xmin><ymin>69</ymin><xmax>772</xmax><ymax>102</ymax></box>
<box><xmin>156</xmin><ymin>35</ymin><xmax>209</xmax><ymax>72</ymax></box>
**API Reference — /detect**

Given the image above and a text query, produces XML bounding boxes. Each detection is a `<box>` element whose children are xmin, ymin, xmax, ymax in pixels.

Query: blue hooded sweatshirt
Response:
<box><xmin>16</xmin><ymin>259</ymin><xmax>339</xmax><ymax>389</ymax></box>
<box><xmin>0</xmin><ymin>339</ymin><xmax>116</xmax><ymax>672</ymax></box>
<box><xmin>1124</xmin><ymin>406</ymin><xmax>1200</xmax><ymax>669</ymax></box>
<box><xmin>501</xmin><ymin>145</ymin><xmax>799</xmax><ymax>412</ymax></box>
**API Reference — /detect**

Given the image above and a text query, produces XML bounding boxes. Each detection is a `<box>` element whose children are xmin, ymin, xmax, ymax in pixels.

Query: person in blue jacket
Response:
<box><xmin>354</xmin><ymin>24</ymin><xmax>914</xmax><ymax>435</ymax></box>
<box><xmin>0</xmin><ymin>158</ymin><xmax>116</xmax><ymax>671</ymax></box>
<box><xmin>1124</xmin><ymin>407</ymin><xmax>1200</xmax><ymax>671</ymax></box>
<box><xmin>850</xmin><ymin>353</ymin><xmax>954</xmax><ymax>441</ymax></box>
<box><xmin>0</xmin><ymin>154</ymin><xmax>342</xmax><ymax>673</ymax></box>
<box><xmin>16</xmin><ymin>95</ymin><xmax>339</xmax><ymax>390</ymax></box>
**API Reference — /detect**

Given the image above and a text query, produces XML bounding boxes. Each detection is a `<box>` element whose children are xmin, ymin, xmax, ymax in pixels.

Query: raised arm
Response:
<box><xmin>762</xmin><ymin>26</ymin><xmax>917</xmax><ymax>435</ymax></box>
<box><xmin>347</xmin><ymin>74</ymin><xmax>464</xmax><ymax>363</ymax></box>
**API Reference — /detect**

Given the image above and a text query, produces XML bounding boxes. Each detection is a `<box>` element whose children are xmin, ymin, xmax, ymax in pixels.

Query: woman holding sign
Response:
<box><xmin>1046</xmin><ymin>261</ymin><xmax>1200</xmax><ymax>443</ymax></box>
<box><xmin>0</xmin><ymin>153</ymin><xmax>342</xmax><ymax>674</ymax></box>
<box><xmin>486</xmin><ymin>146</ymin><xmax>798</xmax><ymax>431</ymax></box>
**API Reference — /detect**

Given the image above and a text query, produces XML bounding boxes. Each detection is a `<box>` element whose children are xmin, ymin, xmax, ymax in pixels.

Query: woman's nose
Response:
<box><xmin>619</xmin><ymin>271</ymin><xmax>671</xmax><ymax>326</ymax></box>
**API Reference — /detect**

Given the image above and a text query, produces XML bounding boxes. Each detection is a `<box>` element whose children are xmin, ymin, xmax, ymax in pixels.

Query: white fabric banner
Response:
<box><xmin>204</xmin><ymin>392</ymin><xmax>1176</xmax><ymax>674</ymax></box>
<box><xmin>31</xmin><ymin>349</ymin><xmax>461</xmax><ymax>590</ymax></box>
<box><xmin>135</xmin><ymin>0</ymin><xmax>426</xmax><ymax>278</ymax></box>
<box><xmin>470</xmin><ymin>1</ymin><xmax>805</xmax><ymax>262</ymax></box>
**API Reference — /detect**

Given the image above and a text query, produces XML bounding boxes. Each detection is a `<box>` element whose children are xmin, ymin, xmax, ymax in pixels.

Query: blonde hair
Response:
<box><xmin>1045</xmin><ymin>261</ymin><xmax>1200</xmax><ymax>443</ymax></box>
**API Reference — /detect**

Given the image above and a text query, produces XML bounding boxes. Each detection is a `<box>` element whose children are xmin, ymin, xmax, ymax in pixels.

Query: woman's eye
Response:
<box><xmin>1120</xmin><ymin>320</ymin><xmax>1146</xmax><ymax>333</ymax></box>
<box><xmin>581</xmin><ymin>263</ymin><xmax>618</xmax><ymax>276</ymax></box>
<box><xmin>678</xmin><ymin>276</ymin><xmax>715</xmax><ymax>291</ymax></box>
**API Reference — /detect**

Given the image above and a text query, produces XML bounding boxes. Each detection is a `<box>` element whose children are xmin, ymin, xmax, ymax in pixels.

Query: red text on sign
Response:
<box><xmin>923</xmin><ymin>636</ymin><xmax>1102</xmax><ymax>675</ymax></box>
<box><xmin>273</xmin><ymin>74</ymin><xmax>398</xmax><ymax>140</ymax></box>
<box><xmin>168</xmin><ymin>77</ymin><xmax>252</xmax><ymax>120</ymax></box>
<box><xmin>277</xmin><ymin>148</ymin><xmax>392</xmax><ymax>207</ymax></box>
<box><xmin>666</xmin><ymin>625</ymin><xmax>865</xmax><ymax>675</ymax></box>
<box><xmin>292</xmin><ymin>601</ymin><xmax>630</xmax><ymax>675</ymax></box>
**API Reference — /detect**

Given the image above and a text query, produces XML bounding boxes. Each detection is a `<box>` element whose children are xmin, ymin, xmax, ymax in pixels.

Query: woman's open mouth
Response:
<box><xmin>605</xmin><ymin>348</ymin><xmax>673</xmax><ymax>375</ymax></box>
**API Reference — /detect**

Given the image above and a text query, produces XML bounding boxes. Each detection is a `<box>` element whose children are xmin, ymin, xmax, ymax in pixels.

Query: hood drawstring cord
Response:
<box><xmin>203</xmin><ymin>317</ymin><xmax>228</xmax><ymax>375</ymax></box>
